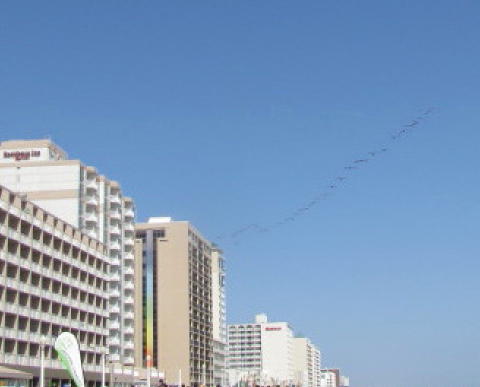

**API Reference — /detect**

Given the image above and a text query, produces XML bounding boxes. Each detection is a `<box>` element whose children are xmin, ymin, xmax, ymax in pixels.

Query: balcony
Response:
<box><xmin>86</xmin><ymin>180</ymin><xmax>98</xmax><ymax>190</ymax></box>
<box><xmin>110</xmin><ymin>305</ymin><xmax>120</xmax><ymax>314</ymax></box>
<box><xmin>110</xmin><ymin>288</ymin><xmax>121</xmax><ymax>298</ymax></box>
<box><xmin>109</xmin><ymin>240</ymin><xmax>121</xmax><ymax>251</ymax></box>
<box><xmin>110</xmin><ymin>225</ymin><xmax>121</xmax><ymax>235</ymax></box>
<box><xmin>109</xmin><ymin>211</ymin><xmax>121</xmax><ymax>220</ymax></box>
<box><xmin>124</xmin><ymin>311</ymin><xmax>134</xmax><ymax>320</ymax></box>
<box><xmin>123</xmin><ymin>341</ymin><xmax>134</xmax><ymax>350</ymax></box>
<box><xmin>124</xmin><ymin>237</ymin><xmax>134</xmax><ymax>246</ymax></box>
<box><xmin>109</xmin><ymin>336</ymin><xmax>121</xmax><ymax>346</ymax></box>
<box><xmin>124</xmin><ymin>223</ymin><xmax>134</xmax><ymax>232</ymax></box>
<box><xmin>86</xmin><ymin>229</ymin><xmax>97</xmax><ymax>239</ymax></box>
<box><xmin>84</xmin><ymin>213</ymin><xmax>98</xmax><ymax>223</ymax></box>
<box><xmin>123</xmin><ymin>266</ymin><xmax>134</xmax><ymax>276</ymax></box>
<box><xmin>110</xmin><ymin>195</ymin><xmax>121</xmax><ymax>204</ymax></box>
<box><xmin>86</xmin><ymin>197</ymin><xmax>98</xmax><ymax>206</ymax></box>
<box><xmin>124</xmin><ymin>296</ymin><xmax>134</xmax><ymax>304</ymax></box>
<box><xmin>110</xmin><ymin>272</ymin><xmax>121</xmax><ymax>282</ymax></box>
<box><xmin>124</xmin><ymin>326</ymin><xmax>134</xmax><ymax>335</ymax></box>
<box><xmin>124</xmin><ymin>209</ymin><xmax>134</xmax><ymax>218</ymax></box>
<box><xmin>109</xmin><ymin>353</ymin><xmax>120</xmax><ymax>362</ymax></box>
<box><xmin>124</xmin><ymin>282</ymin><xmax>134</xmax><ymax>290</ymax></box>
<box><xmin>9</xmin><ymin>206</ymin><xmax>21</xmax><ymax>217</ymax></box>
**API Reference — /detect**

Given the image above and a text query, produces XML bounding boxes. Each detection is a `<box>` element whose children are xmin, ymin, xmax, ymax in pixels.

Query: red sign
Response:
<box><xmin>265</xmin><ymin>327</ymin><xmax>282</xmax><ymax>331</ymax></box>
<box><xmin>3</xmin><ymin>151</ymin><xmax>41</xmax><ymax>161</ymax></box>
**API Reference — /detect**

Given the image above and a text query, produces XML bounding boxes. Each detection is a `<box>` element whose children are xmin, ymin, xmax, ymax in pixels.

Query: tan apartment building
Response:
<box><xmin>134</xmin><ymin>218</ymin><xmax>214</xmax><ymax>386</ymax></box>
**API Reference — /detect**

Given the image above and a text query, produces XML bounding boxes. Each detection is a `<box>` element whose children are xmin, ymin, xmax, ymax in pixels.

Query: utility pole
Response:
<box><xmin>40</xmin><ymin>336</ymin><xmax>46</xmax><ymax>387</ymax></box>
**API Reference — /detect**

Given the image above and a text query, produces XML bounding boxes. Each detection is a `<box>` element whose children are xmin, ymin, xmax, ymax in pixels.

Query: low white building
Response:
<box><xmin>319</xmin><ymin>369</ymin><xmax>340</xmax><ymax>387</ymax></box>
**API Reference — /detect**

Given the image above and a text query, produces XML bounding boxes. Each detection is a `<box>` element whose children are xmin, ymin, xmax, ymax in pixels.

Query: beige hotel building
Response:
<box><xmin>0</xmin><ymin>183</ymin><xmax>110</xmax><ymax>386</ymax></box>
<box><xmin>134</xmin><ymin>218</ymin><xmax>215</xmax><ymax>387</ymax></box>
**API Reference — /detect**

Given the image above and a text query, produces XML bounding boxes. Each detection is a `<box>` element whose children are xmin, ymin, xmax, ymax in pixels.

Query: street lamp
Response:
<box><xmin>102</xmin><ymin>347</ymin><xmax>108</xmax><ymax>387</ymax></box>
<box><xmin>146</xmin><ymin>355</ymin><xmax>151</xmax><ymax>387</ymax></box>
<box><xmin>40</xmin><ymin>336</ymin><xmax>47</xmax><ymax>387</ymax></box>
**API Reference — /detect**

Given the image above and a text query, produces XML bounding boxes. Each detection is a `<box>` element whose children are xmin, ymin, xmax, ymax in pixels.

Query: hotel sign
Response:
<box><xmin>3</xmin><ymin>150</ymin><xmax>41</xmax><ymax>161</ymax></box>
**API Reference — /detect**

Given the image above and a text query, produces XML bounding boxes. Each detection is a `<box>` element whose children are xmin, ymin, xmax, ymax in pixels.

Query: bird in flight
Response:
<box><xmin>404</xmin><ymin>120</ymin><xmax>419</xmax><ymax>127</ymax></box>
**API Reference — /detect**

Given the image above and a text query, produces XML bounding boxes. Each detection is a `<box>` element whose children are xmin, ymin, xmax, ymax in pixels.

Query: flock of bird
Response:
<box><xmin>215</xmin><ymin>107</ymin><xmax>435</xmax><ymax>244</ymax></box>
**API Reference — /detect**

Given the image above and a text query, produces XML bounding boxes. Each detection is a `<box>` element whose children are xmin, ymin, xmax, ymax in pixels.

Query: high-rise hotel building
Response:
<box><xmin>134</xmin><ymin>218</ymin><xmax>215</xmax><ymax>386</ymax></box>
<box><xmin>0</xmin><ymin>140</ymin><xmax>136</xmax><ymax>365</ymax></box>
<box><xmin>292</xmin><ymin>338</ymin><xmax>321</xmax><ymax>387</ymax></box>
<box><xmin>228</xmin><ymin>314</ymin><xmax>308</xmax><ymax>386</ymax></box>
<box><xmin>0</xmin><ymin>183</ymin><xmax>109</xmax><ymax>385</ymax></box>
<box><xmin>211</xmin><ymin>247</ymin><xmax>227</xmax><ymax>386</ymax></box>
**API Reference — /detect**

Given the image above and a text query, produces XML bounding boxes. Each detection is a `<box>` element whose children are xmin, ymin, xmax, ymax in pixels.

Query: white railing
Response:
<box><xmin>109</xmin><ymin>211</ymin><xmax>121</xmax><ymax>220</ymax></box>
<box><xmin>124</xmin><ymin>282</ymin><xmax>134</xmax><ymax>290</ymax></box>
<box><xmin>86</xmin><ymin>180</ymin><xmax>98</xmax><ymax>190</ymax></box>
<box><xmin>123</xmin><ymin>266</ymin><xmax>134</xmax><ymax>276</ymax></box>
<box><xmin>110</xmin><ymin>195</ymin><xmax>121</xmax><ymax>204</ymax></box>
<box><xmin>109</xmin><ymin>241</ymin><xmax>121</xmax><ymax>250</ymax></box>
<box><xmin>110</xmin><ymin>226</ymin><xmax>121</xmax><ymax>235</ymax></box>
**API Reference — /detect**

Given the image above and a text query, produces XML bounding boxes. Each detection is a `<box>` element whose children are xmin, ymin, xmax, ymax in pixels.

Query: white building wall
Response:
<box><xmin>0</xmin><ymin>163</ymin><xmax>81</xmax><ymax>228</ymax></box>
<box><xmin>33</xmin><ymin>198</ymin><xmax>79</xmax><ymax>226</ymax></box>
<box><xmin>0</xmin><ymin>164</ymin><xmax>80</xmax><ymax>191</ymax></box>
<box><xmin>261</xmin><ymin>322</ymin><xmax>294</xmax><ymax>384</ymax></box>
<box><xmin>292</xmin><ymin>338</ymin><xmax>308</xmax><ymax>387</ymax></box>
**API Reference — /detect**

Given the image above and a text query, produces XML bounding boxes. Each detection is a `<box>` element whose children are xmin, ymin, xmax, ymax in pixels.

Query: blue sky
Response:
<box><xmin>1</xmin><ymin>1</ymin><xmax>480</xmax><ymax>386</ymax></box>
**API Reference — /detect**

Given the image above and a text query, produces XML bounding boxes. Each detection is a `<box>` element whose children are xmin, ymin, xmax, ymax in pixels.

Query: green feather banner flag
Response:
<box><xmin>54</xmin><ymin>332</ymin><xmax>85</xmax><ymax>387</ymax></box>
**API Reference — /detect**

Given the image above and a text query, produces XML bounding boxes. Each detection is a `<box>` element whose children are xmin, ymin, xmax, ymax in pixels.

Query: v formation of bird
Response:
<box><xmin>216</xmin><ymin>107</ymin><xmax>435</xmax><ymax>244</ymax></box>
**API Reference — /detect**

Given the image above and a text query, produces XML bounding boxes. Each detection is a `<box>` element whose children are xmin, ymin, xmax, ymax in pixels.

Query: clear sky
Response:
<box><xmin>1</xmin><ymin>1</ymin><xmax>479</xmax><ymax>386</ymax></box>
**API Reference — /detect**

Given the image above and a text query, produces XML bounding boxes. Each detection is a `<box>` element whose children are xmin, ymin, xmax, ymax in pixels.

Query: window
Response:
<box><xmin>153</xmin><ymin>229</ymin><xmax>165</xmax><ymax>239</ymax></box>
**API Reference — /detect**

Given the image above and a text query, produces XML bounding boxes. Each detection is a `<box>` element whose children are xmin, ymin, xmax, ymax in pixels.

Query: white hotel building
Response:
<box><xmin>211</xmin><ymin>246</ymin><xmax>227</xmax><ymax>387</ymax></box>
<box><xmin>292</xmin><ymin>338</ymin><xmax>321</xmax><ymax>387</ymax></box>
<box><xmin>0</xmin><ymin>140</ymin><xmax>136</xmax><ymax>365</ymax></box>
<box><xmin>227</xmin><ymin>314</ymin><xmax>295</xmax><ymax>386</ymax></box>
